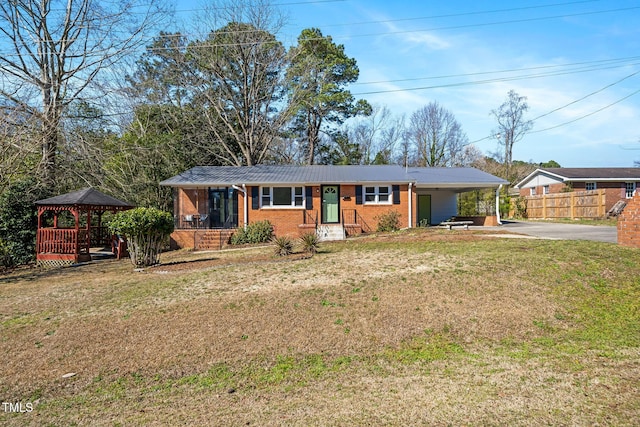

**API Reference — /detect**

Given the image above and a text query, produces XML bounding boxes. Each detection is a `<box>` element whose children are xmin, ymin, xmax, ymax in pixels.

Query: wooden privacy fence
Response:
<box><xmin>524</xmin><ymin>190</ymin><xmax>607</xmax><ymax>219</ymax></box>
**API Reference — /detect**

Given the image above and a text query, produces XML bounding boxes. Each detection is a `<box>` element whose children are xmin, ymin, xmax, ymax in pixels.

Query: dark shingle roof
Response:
<box><xmin>160</xmin><ymin>165</ymin><xmax>508</xmax><ymax>188</ymax></box>
<box><xmin>516</xmin><ymin>167</ymin><xmax>640</xmax><ymax>188</ymax></box>
<box><xmin>35</xmin><ymin>188</ymin><xmax>133</xmax><ymax>207</ymax></box>
<box><xmin>541</xmin><ymin>168</ymin><xmax>640</xmax><ymax>180</ymax></box>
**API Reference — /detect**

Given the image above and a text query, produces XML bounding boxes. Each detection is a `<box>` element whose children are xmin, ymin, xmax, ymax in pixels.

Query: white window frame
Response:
<box><xmin>364</xmin><ymin>185</ymin><xmax>392</xmax><ymax>204</ymax></box>
<box><xmin>543</xmin><ymin>185</ymin><xmax>550</xmax><ymax>195</ymax></box>
<box><xmin>260</xmin><ymin>186</ymin><xmax>305</xmax><ymax>208</ymax></box>
<box><xmin>530</xmin><ymin>188</ymin><xmax>537</xmax><ymax>196</ymax></box>
<box><xmin>585</xmin><ymin>182</ymin><xmax>597</xmax><ymax>191</ymax></box>
<box><xmin>625</xmin><ymin>182</ymin><xmax>636</xmax><ymax>199</ymax></box>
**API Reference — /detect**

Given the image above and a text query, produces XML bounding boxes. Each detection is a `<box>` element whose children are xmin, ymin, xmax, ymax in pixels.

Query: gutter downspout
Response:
<box><xmin>496</xmin><ymin>184</ymin><xmax>503</xmax><ymax>225</ymax></box>
<box><xmin>232</xmin><ymin>184</ymin><xmax>248</xmax><ymax>229</ymax></box>
<box><xmin>408</xmin><ymin>182</ymin><xmax>413</xmax><ymax>228</ymax></box>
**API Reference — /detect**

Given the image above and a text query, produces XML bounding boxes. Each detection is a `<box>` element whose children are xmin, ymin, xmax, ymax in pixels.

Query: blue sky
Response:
<box><xmin>178</xmin><ymin>0</ymin><xmax>640</xmax><ymax>167</ymax></box>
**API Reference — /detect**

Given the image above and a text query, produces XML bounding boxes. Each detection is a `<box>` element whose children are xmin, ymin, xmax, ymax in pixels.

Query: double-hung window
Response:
<box><xmin>364</xmin><ymin>186</ymin><xmax>391</xmax><ymax>204</ymax></box>
<box><xmin>625</xmin><ymin>182</ymin><xmax>636</xmax><ymax>199</ymax></box>
<box><xmin>261</xmin><ymin>186</ymin><xmax>304</xmax><ymax>207</ymax></box>
<box><xmin>530</xmin><ymin>188</ymin><xmax>536</xmax><ymax>196</ymax></box>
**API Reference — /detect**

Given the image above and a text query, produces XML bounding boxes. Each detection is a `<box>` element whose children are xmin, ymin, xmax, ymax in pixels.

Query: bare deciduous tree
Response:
<box><xmin>186</xmin><ymin>0</ymin><xmax>295</xmax><ymax>166</ymax></box>
<box><xmin>0</xmin><ymin>106</ymin><xmax>40</xmax><ymax>192</ymax></box>
<box><xmin>0</xmin><ymin>0</ymin><xmax>169</xmax><ymax>188</ymax></box>
<box><xmin>407</xmin><ymin>101</ymin><xmax>468</xmax><ymax>167</ymax></box>
<box><xmin>491</xmin><ymin>90</ymin><xmax>533</xmax><ymax>180</ymax></box>
<box><xmin>350</xmin><ymin>105</ymin><xmax>402</xmax><ymax>164</ymax></box>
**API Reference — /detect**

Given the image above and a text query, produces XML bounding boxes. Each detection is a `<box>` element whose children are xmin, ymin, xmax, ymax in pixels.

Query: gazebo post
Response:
<box><xmin>86</xmin><ymin>208</ymin><xmax>92</xmax><ymax>252</ymax></box>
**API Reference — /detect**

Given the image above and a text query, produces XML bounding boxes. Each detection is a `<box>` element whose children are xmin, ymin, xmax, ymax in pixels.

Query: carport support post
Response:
<box><xmin>496</xmin><ymin>184</ymin><xmax>503</xmax><ymax>225</ymax></box>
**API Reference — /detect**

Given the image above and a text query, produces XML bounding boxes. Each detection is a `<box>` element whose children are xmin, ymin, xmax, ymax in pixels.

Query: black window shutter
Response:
<box><xmin>392</xmin><ymin>185</ymin><xmax>400</xmax><ymax>205</ymax></box>
<box><xmin>251</xmin><ymin>186</ymin><xmax>259</xmax><ymax>210</ymax></box>
<box><xmin>355</xmin><ymin>185</ymin><xmax>363</xmax><ymax>205</ymax></box>
<box><xmin>305</xmin><ymin>186</ymin><xmax>313</xmax><ymax>210</ymax></box>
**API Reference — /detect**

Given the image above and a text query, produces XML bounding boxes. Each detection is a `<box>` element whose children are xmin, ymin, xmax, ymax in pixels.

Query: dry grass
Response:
<box><xmin>1</xmin><ymin>228</ymin><xmax>639</xmax><ymax>425</ymax></box>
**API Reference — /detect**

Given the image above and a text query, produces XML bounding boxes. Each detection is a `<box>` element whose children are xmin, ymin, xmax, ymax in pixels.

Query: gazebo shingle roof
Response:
<box><xmin>35</xmin><ymin>188</ymin><xmax>132</xmax><ymax>207</ymax></box>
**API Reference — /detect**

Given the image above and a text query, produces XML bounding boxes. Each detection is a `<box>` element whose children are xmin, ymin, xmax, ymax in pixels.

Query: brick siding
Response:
<box><xmin>618</xmin><ymin>193</ymin><xmax>640</xmax><ymax>248</ymax></box>
<box><xmin>170</xmin><ymin>184</ymin><xmax>414</xmax><ymax>248</ymax></box>
<box><xmin>241</xmin><ymin>184</ymin><xmax>410</xmax><ymax>238</ymax></box>
<box><xmin>519</xmin><ymin>182</ymin><xmax>629</xmax><ymax>205</ymax></box>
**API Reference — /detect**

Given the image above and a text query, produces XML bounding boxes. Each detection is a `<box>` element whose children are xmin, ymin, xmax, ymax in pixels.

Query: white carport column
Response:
<box><xmin>496</xmin><ymin>184</ymin><xmax>503</xmax><ymax>225</ymax></box>
<box><xmin>408</xmin><ymin>183</ymin><xmax>413</xmax><ymax>228</ymax></box>
<box><xmin>232</xmin><ymin>184</ymin><xmax>248</xmax><ymax>229</ymax></box>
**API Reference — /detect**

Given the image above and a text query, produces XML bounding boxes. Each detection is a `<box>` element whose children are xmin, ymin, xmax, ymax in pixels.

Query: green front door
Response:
<box><xmin>417</xmin><ymin>194</ymin><xmax>431</xmax><ymax>226</ymax></box>
<box><xmin>322</xmin><ymin>185</ymin><xmax>339</xmax><ymax>223</ymax></box>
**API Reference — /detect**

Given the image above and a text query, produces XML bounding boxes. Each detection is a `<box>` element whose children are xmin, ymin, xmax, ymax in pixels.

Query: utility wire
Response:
<box><xmin>1</xmin><ymin>3</ymin><xmax>634</xmax><ymax>55</ymax></box>
<box><xmin>530</xmin><ymin>69</ymin><xmax>640</xmax><ymax>122</ymax></box>
<box><xmin>528</xmin><ymin>88</ymin><xmax>640</xmax><ymax>134</ymax></box>
<box><xmin>305</xmin><ymin>0</ymin><xmax>606</xmax><ymax>28</ymax></box>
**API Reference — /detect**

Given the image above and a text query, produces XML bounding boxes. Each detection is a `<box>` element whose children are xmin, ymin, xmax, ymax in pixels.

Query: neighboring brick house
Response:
<box><xmin>515</xmin><ymin>167</ymin><xmax>640</xmax><ymax>212</ymax></box>
<box><xmin>160</xmin><ymin>165</ymin><xmax>507</xmax><ymax>249</ymax></box>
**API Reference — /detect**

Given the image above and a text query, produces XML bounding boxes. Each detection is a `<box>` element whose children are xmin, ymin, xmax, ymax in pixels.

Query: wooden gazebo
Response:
<box><xmin>35</xmin><ymin>188</ymin><xmax>133</xmax><ymax>267</ymax></box>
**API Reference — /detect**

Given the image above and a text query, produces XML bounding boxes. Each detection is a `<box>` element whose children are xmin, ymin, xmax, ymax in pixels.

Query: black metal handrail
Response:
<box><xmin>341</xmin><ymin>209</ymin><xmax>372</xmax><ymax>233</ymax></box>
<box><xmin>303</xmin><ymin>210</ymin><xmax>318</xmax><ymax>227</ymax></box>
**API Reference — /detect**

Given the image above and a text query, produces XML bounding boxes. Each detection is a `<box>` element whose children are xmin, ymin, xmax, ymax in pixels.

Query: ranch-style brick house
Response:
<box><xmin>516</xmin><ymin>168</ymin><xmax>640</xmax><ymax>199</ymax></box>
<box><xmin>160</xmin><ymin>165</ymin><xmax>508</xmax><ymax>250</ymax></box>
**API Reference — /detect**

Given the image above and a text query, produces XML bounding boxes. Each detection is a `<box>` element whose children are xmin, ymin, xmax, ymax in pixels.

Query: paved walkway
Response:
<box><xmin>482</xmin><ymin>220</ymin><xmax>618</xmax><ymax>243</ymax></box>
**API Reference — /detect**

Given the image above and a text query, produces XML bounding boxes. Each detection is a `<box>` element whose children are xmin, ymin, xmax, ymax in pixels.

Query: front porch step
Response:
<box><xmin>195</xmin><ymin>229</ymin><xmax>235</xmax><ymax>251</ymax></box>
<box><xmin>317</xmin><ymin>225</ymin><xmax>345</xmax><ymax>241</ymax></box>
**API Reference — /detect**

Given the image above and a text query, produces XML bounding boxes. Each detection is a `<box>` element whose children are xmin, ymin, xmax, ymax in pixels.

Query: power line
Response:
<box><xmin>529</xmin><ymin>88</ymin><xmax>640</xmax><ymax>134</ymax></box>
<box><xmin>350</xmin><ymin>61</ymin><xmax>640</xmax><ymax>96</ymax></box>
<box><xmin>530</xmin><ymin>69</ymin><xmax>640</xmax><ymax>122</ymax></box>
<box><xmin>466</xmin><ymin>71</ymin><xmax>640</xmax><ymax>144</ymax></box>
<box><xmin>327</xmin><ymin>5</ymin><xmax>640</xmax><ymax>40</ymax></box>
<box><xmin>353</xmin><ymin>56</ymin><xmax>640</xmax><ymax>87</ymax></box>
<box><xmin>1</xmin><ymin>3</ymin><xmax>635</xmax><ymax>56</ymax></box>
<box><xmin>308</xmin><ymin>0</ymin><xmax>606</xmax><ymax>28</ymax></box>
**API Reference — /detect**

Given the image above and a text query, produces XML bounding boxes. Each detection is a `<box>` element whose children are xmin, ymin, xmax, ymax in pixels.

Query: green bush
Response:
<box><xmin>0</xmin><ymin>239</ymin><xmax>12</xmax><ymax>268</ymax></box>
<box><xmin>513</xmin><ymin>196</ymin><xmax>528</xmax><ymax>219</ymax></box>
<box><xmin>299</xmin><ymin>232</ymin><xmax>320</xmax><ymax>255</ymax></box>
<box><xmin>272</xmin><ymin>236</ymin><xmax>294</xmax><ymax>257</ymax></box>
<box><xmin>375</xmin><ymin>210</ymin><xmax>401</xmax><ymax>232</ymax></box>
<box><xmin>109</xmin><ymin>207</ymin><xmax>174</xmax><ymax>267</ymax></box>
<box><xmin>0</xmin><ymin>178</ymin><xmax>49</xmax><ymax>266</ymax></box>
<box><xmin>230</xmin><ymin>220</ymin><xmax>273</xmax><ymax>245</ymax></box>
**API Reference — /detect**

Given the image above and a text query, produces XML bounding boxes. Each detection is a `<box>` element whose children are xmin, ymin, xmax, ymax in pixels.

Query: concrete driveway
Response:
<box><xmin>490</xmin><ymin>220</ymin><xmax>618</xmax><ymax>243</ymax></box>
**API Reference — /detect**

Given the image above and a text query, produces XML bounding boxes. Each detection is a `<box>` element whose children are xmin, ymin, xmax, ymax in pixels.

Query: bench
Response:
<box><xmin>439</xmin><ymin>221</ymin><xmax>473</xmax><ymax>230</ymax></box>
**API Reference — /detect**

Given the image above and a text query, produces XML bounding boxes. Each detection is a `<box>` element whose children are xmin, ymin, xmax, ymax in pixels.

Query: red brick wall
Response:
<box><xmin>170</xmin><ymin>184</ymin><xmax>415</xmax><ymax>247</ymax></box>
<box><xmin>240</xmin><ymin>184</ymin><xmax>412</xmax><ymax>238</ymax></box>
<box><xmin>176</xmin><ymin>188</ymin><xmax>208</xmax><ymax>216</ymax></box>
<box><xmin>519</xmin><ymin>182</ymin><xmax>629</xmax><ymax>200</ymax></box>
<box><xmin>618</xmin><ymin>194</ymin><xmax>640</xmax><ymax>248</ymax></box>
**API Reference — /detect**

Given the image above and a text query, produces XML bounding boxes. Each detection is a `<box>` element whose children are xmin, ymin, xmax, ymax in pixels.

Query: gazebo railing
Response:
<box><xmin>37</xmin><ymin>228</ymin><xmax>90</xmax><ymax>254</ymax></box>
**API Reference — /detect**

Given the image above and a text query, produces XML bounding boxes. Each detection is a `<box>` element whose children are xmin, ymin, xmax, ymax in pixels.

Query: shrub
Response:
<box><xmin>375</xmin><ymin>210</ymin><xmax>401</xmax><ymax>232</ymax></box>
<box><xmin>513</xmin><ymin>196</ymin><xmax>528</xmax><ymax>219</ymax></box>
<box><xmin>0</xmin><ymin>239</ymin><xmax>12</xmax><ymax>268</ymax></box>
<box><xmin>230</xmin><ymin>220</ymin><xmax>273</xmax><ymax>245</ymax></box>
<box><xmin>0</xmin><ymin>178</ymin><xmax>49</xmax><ymax>266</ymax></box>
<box><xmin>299</xmin><ymin>232</ymin><xmax>320</xmax><ymax>255</ymax></box>
<box><xmin>272</xmin><ymin>236</ymin><xmax>294</xmax><ymax>256</ymax></box>
<box><xmin>109</xmin><ymin>207</ymin><xmax>174</xmax><ymax>267</ymax></box>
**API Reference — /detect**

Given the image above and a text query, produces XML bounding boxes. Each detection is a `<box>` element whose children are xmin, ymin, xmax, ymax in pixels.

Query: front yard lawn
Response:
<box><xmin>1</xmin><ymin>228</ymin><xmax>638</xmax><ymax>425</ymax></box>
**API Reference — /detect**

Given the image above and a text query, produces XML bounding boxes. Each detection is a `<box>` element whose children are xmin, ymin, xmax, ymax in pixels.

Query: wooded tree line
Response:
<box><xmin>0</xmin><ymin>0</ymin><xmax>542</xmax><ymax>265</ymax></box>
<box><xmin>0</xmin><ymin>0</ymin><xmax>537</xmax><ymax>209</ymax></box>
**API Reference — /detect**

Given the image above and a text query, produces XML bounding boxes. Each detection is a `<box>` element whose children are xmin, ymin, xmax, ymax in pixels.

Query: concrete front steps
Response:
<box><xmin>317</xmin><ymin>224</ymin><xmax>345</xmax><ymax>241</ymax></box>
